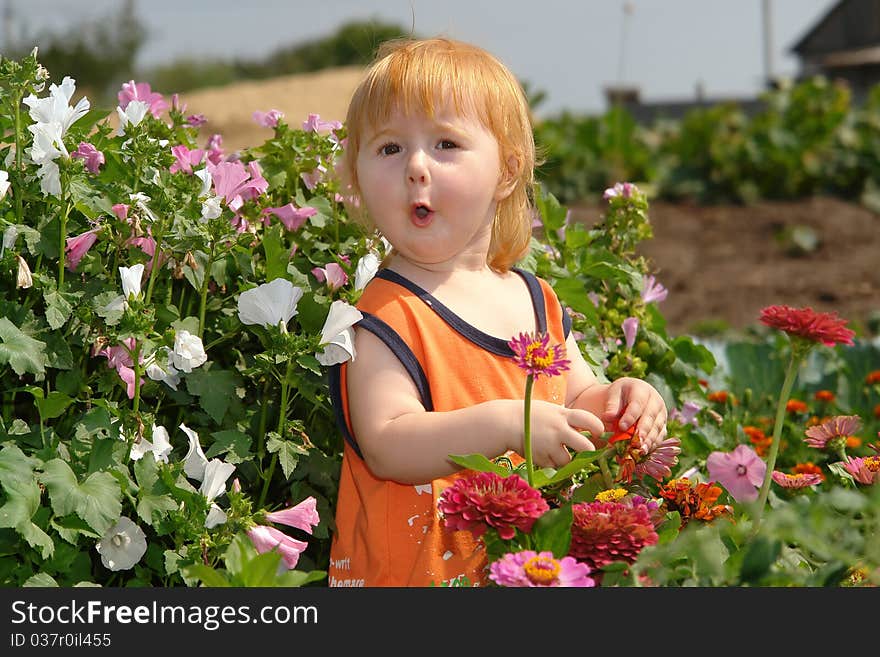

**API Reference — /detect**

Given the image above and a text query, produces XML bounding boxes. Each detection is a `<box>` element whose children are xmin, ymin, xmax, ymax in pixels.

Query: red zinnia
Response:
<box><xmin>568</xmin><ymin>499</ymin><xmax>658</xmax><ymax>572</ymax></box>
<box><xmin>759</xmin><ymin>305</ymin><xmax>855</xmax><ymax>347</ymax></box>
<box><xmin>438</xmin><ymin>471</ymin><xmax>549</xmax><ymax>540</ymax></box>
<box><xmin>508</xmin><ymin>332</ymin><xmax>570</xmax><ymax>378</ymax></box>
<box><xmin>657</xmin><ymin>478</ymin><xmax>733</xmax><ymax>528</ymax></box>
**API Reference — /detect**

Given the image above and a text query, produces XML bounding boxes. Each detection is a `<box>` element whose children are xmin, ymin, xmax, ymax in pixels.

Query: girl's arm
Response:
<box><xmin>346</xmin><ymin>327</ymin><xmax>603</xmax><ymax>484</ymax></box>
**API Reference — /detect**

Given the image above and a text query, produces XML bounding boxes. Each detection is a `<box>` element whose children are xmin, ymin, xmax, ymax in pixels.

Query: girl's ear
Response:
<box><xmin>495</xmin><ymin>153</ymin><xmax>521</xmax><ymax>201</ymax></box>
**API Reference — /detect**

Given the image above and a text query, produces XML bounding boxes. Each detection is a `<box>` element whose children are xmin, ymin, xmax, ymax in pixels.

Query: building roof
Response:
<box><xmin>790</xmin><ymin>0</ymin><xmax>880</xmax><ymax>56</ymax></box>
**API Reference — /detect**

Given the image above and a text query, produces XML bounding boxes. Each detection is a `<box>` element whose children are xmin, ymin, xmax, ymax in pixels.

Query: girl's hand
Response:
<box><xmin>602</xmin><ymin>377</ymin><xmax>668</xmax><ymax>450</ymax></box>
<box><xmin>521</xmin><ymin>400</ymin><xmax>604</xmax><ymax>469</ymax></box>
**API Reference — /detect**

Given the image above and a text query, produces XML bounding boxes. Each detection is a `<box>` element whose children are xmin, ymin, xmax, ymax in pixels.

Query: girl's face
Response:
<box><xmin>355</xmin><ymin>102</ymin><xmax>511</xmax><ymax>270</ymax></box>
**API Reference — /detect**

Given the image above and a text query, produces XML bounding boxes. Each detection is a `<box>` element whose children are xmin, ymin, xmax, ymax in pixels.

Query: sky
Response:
<box><xmin>5</xmin><ymin>0</ymin><xmax>838</xmax><ymax>117</ymax></box>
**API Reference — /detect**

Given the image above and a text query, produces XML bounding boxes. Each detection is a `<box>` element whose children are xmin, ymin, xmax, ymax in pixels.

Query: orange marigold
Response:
<box><xmin>847</xmin><ymin>436</ymin><xmax>863</xmax><ymax>449</ymax></box>
<box><xmin>813</xmin><ymin>390</ymin><xmax>835</xmax><ymax>402</ymax></box>
<box><xmin>793</xmin><ymin>462</ymin><xmax>825</xmax><ymax>482</ymax></box>
<box><xmin>657</xmin><ymin>478</ymin><xmax>733</xmax><ymax>528</ymax></box>
<box><xmin>707</xmin><ymin>391</ymin><xmax>729</xmax><ymax>403</ymax></box>
<box><xmin>874</xmin><ymin>403</ymin><xmax>880</xmax><ymax>419</ymax></box>
<box><xmin>866</xmin><ymin>370</ymin><xmax>880</xmax><ymax>386</ymax></box>
<box><xmin>786</xmin><ymin>399</ymin><xmax>809</xmax><ymax>413</ymax></box>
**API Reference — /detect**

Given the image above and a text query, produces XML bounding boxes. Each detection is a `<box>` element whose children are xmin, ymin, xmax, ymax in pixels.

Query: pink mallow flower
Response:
<box><xmin>186</xmin><ymin>114</ymin><xmax>207</xmax><ymax>127</ymax></box>
<box><xmin>209</xmin><ymin>160</ymin><xmax>268</xmax><ymax>212</ymax></box>
<box><xmin>311</xmin><ymin>262</ymin><xmax>348</xmax><ymax>291</ymax></box>
<box><xmin>603</xmin><ymin>182</ymin><xmax>636</xmax><ymax>200</ymax></box>
<box><xmin>302</xmin><ymin>113</ymin><xmax>342</xmax><ymax>132</ymax></box>
<box><xmin>622</xmin><ymin>316</ymin><xmax>639</xmax><ymax>350</ymax></box>
<box><xmin>96</xmin><ymin>337</ymin><xmax>143</xmax><ymax>400</ymax></box>
<box><xmin>706</xmin><ymin>444</ymin><xmax>767</xmax><ymax>503</ymax></box>
<box><xmin>300</xmin><ymin>164</ymin><xmax>326</xmax><ymax>190</ymax></box>
<box><xmin>112</xmin><ymin>203</ymin><xmax>130</xmax><ymax>223</ymax></box>
<box><xmin>262</xmin><ymin>203</ymin><xmax>317</xmax><ymax>231</ymax></box>
<box><xmin>264</xmin><ymin>496</ymin><xmax>320</xmax><ymax>534</ymax></box>
<box><xmin>205</xmin><ymin>133</ymin><xmax>224</xmax><ymax>165</ymax></box>
<box><xmin>71</xmin><ymin>142</ymin><xmax>104</xmax><ymax>174</ymax></box>
<box><xmin>489</xmin><ymin>550</ymin><xmax>595</xmax><ymax>588</ymax></box>
<box><xmin>246</xmin><ymin>525</ymin><xmax>308</xmax><ymax>570</ymax></box>
<box><xmin>253</xmin><ymin>109</ymin><xmax>284</xmax><ymax>128</ymax></box>
<box><xmin>118</xmin><ymin>80</ymin><xmax>169</xmax><ymax>118</ymax></box>
<box><xmin>169</xmin><ymin>145</ymin><xmax>205</xmax><ymax>175</ymax></box>
<box><xmin>670</xmin><ymin>401</ymin><xmax>701</xmax><ymax>427</ymax></box>
<box><xmin>65</xmin><ymin>228</ymin><xmax>99</xmax><ymax>271</ymax></box>
<box><xmin>641</xmin><ymin>274</ymin><xmax>668</xmax><ymax>304</ymax></box>
<box><xmin>127</xmin><ymin>235</ymin><xmax>166</xmax><ymax>275</ymax></box>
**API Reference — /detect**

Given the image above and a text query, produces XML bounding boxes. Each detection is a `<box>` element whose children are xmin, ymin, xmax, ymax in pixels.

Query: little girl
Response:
<box><xmin>327</xmin><ymin>37</ymin><xmax>667</xmax><ymax>587</ymax></box>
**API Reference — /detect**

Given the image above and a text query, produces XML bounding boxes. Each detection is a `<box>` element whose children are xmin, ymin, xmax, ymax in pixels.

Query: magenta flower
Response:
<box><xmin>489</xmin><ymin>550</ymin><xmax>595</xmax><ymax>587</ymax></box>
<box><xmin>265</xmin><ymin>496</ymin><xmax>320</xmax><ymax>534</ymax></box>
<box><xmin>771</xmin><ymin>470</ymin><xmax>823</xmax><ymax>489</ymax></box>
<box><xmin>253</xmin><ymin>109</ymin><xmax>284</xmax><ymax>128</ymax></box>
<box><xmin>118</xmin><ymin>80</ymin><xmax>168</xmax><ymax>118</ymax></box>
<box><xmin>262</xmin><ymin>203</ymin><xmax>317</xmax><ymax>231</ymax></box>
<box><xmin>112</xmin><ymin>203</ymin><xmax>130</xmax><ymax>222</ymax></box>
<box><xmin>246</xmin><ymin>525</ymin><xmax>308</xmax><ymax>570</ymax></box>
<box><xmin>622</xmin><ymin>316</ymin><xmax>639</xmax><ymax>350</ymax></box>
<box><xmin>641</xmin><ymin>274</ymin><xmax>668</xmax><ymax>304</ymax></box>
<box><xmin>706</xmin><ymin>444</ymin><xmax>767</xmax><ymax>503</ymax></box>
<box><xmin>759</xmin><ymin>305</ymin><xmax>855</xmax><ymax>348</ymax></box>
<box><xmin>185</xmin><ymin>114</ymin><xmax>207</xmax><ymax>127</ymax></box>
<box><xmin>670</xmin><ymin>401</ymin><xmax>701</xmax><ymax>427</ymax></box>
<box><xmin>302</xmin><ymin>113</ymin><xmax>342</xmax><ymax>132</ymax></box>
<box><xmin>71</xmin><ymin>142</ymin><xmax>104</xmax><ymax>174</ymax></box>
<box><xmin>636</xmin><ymin>436</ymin><xmax>681</xmax><ymax>481</ymax></box>
<box><xmin>169</xmin><ymin>145</ymin><xmax>205</xmax><ymax>175</ymax></box>
<box><xmin>301</xmin><ymin>164</ymin><xmax>326</xmax><ymax>191</ymax></box>
<box><xmin>311</xmin><ymin>262</ymin><xmax>348</xmax><ymax>291</ymax></box>
<box><xmin>205</xmin><ymin>133</ymin><xmax>224</xmax><ymax>164</ymax></box>
<box><xmin>508</xmin><ymin>332</ymin><xmax>570</xmax><ymax>379</ymax></box>
<box><xmin>569</xmin><ymin>499</ymin><xmax>658</xmax><ymax>571</ymax></box>
<box><xmin>842</xmin><ymin>456</ymin><xmax>880</xmax><ymax>485</ymax></box>
<box><xmin>65</xmin><ymin>228</ymin><xmax>99</xmax><ymax>271</ymax></box>
<box><xmin>126</xmin><ymin>235</ymin><xmax>166</xmax><ymax>275</ymax></box>
<box><xmin>95</xmin><ymin>338</ymin><xmax>143</xmax><ymax>400</ymax></box>
<box><xmin>804</xmin><ymin>415</ymin><xmax>861</xmax><ymax>449</ymax></box>
<box><xmin>209</xmin><ymin>160</ymin><xmax>268</xmax><ymax>212</ymax></box>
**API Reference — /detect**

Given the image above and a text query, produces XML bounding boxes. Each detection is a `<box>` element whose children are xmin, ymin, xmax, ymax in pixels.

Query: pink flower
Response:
<box><xmin>759</xmin><ymin>305</ymin><xmax>855</xmax><ymax>347</ymax></box>
<box><xmin>568</xmin><ymin>499</ymin><xmax>658</xmax><ymax>572</ymax></box>
<box><xmin>670</xmin><ymin>401</ymin><xmax>701</xmax><ymax>427</ymax></box>
<box><xmin>641</xmin><ymin>274</ymin><xmax>668</xmax><ymax>304</ymax></box>
<box><xmin>622</xmin><ymin>316</ymin><xmax>639</xmax><ymax>349</ymax></box>
<box><xmin>96</xmin><ymin>338</ymin><xmax>143</xmax><ymax>400</ymax></box>
<box><xmin>65</xmin><ymin>228</ymin><xmax>99</xmax><ymax>271</ymax></box>
<box><xmin>842</xmin><ymin>455</ymin><xmax>880</xmax><ymax>485</ymax></box>
<box><xmin>185</xmin><ymin>114</ymin><xmax>207</xmax><ymax>127</ymax></box>
<box><xmin>205</xmin><ymin>133</ymin><xmax>224</xmax><ymax>165</ymax></box>
<box><xmin>253</xmin><ymin>109</ymin><xmax>284</xmax><ymax>128</ymax></box>
<box><xmin>508</xmin><ymin>332</ymin><xmax>570</xmax><ymax>378</ymax></box>
<box><xmin>603</xmin><ymin>182</ymin><xmax>636</xmax><ymax>200</ymax></box>
<box><xmin>264</xmin><ymin>496</ymin><xmax>319</xmax><ymax>534</ymax></box>
<box><xmin>804</xmin><ymin>415</ymin><xmax>861</xmax><ymax>449</ymax></box>
<box><xmin>438</xmin><ymin>471</ymin><xmax>549</xmax><ymax>540</ymax></box>
<box><xmin>118</xmin><ymin>80</ymin><xmax>169</xmax><ymax>118</ymax></box>
<box><xmin>637</xmin><ymin>436</ymin><xmax>681</xmax><ymax>481</ymax></box>
<box><xmin>246</xmin><ymin>525</ymin><xmax>308</xmax><ymax>570</ymax></box>
<box><xmin>300</xmin><ymin>164</ymin><xmax>326</xmax><ymax>190</ymax></box>
<box><xmin>169</xmin><ymin>145</ymin><xmax>205</xmax><ymax>175</ymax></box>
<box><xmin>262</xmin><ymin>203</ymin><xmax>317</xmax><ymax>231</ymax></box>
<box><xmin>771</xmin><ymin>471</ymin><xmax>823</xmax><ymax>489</ymax></box>
<box><xmin>127</xmin><ymin>235</ymin><xmax>166</xmax><ymax>275</ymax></box>
<box><xmin>489</xmin><ymin>550</ymin><xmax>595</xmax><ymax>587</ymax></box>
<box><xmin>112</xmin><ymin>203</ymin><xmax>130</xmax><ymax>222</ymax></box>
<box><xmin>311</xmin><ymin>262</ymin><xmax>348</xmax><ymax>290</ymax></box>
<box><xmin>71</xmin><ymin>142</ymin><xmax>104</xmax><ymax>174</ymax></box>
<box><xmin>209</xmin><ymin>160</ymin><xmax>268</xmax><ymax>212</ymax></box>
<box><xmin>706</xmin><ymin>444</ymin><xmax>767</xmax><ymax>502</ymax></box>
<box><xmin>302</xmin><ymin>113</ymin><xmax>342</xmax><ymax>132</ymax></box>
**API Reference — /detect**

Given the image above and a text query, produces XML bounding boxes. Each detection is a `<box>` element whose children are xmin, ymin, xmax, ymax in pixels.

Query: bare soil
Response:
<box><xmin>176</xmin><ymin>68</ymin><xmax>880</xmax><ymax>338</ymax></box>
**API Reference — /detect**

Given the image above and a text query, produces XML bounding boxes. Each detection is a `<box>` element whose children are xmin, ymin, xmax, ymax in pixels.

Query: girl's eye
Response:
<box><xmin>437</xmin><ymin>140</ymin><xmax>458</xmax><ymax>150</ymax></box>
<box><xmin>379</xmin><ymin>143</ymin><xmax>400</xmax><ymax>156</ymax></box>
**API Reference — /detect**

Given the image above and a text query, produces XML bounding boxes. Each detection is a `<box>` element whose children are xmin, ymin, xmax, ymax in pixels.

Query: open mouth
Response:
<box><xmin>411</xmin><ymin>203</ymin><xmax>433</xmax><ymax>226</ymax></box>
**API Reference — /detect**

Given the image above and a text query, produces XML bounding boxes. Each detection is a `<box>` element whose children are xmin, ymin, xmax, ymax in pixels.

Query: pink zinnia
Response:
<box><xmin>489</xmin><ymin>550</ymin><xmax>595</xmax><ymax>587</ymax></box>
<box><xmin>71</xmin><ymin>142</ymin><xmax>104</xmax><ymax>174</ymax></box>
<box><xmin>842</xmin><ymin>455</ymin><xmax>880</xmax><ymax>485</ymax></box>
<box><xmin>568</xmin><ymin>499</ymin><xmax>658</xmax><ymax>572</ymax></box>
<box><xmin>265</xmin><ymin>496</ymin><xmax>320</xmax><ymax>534</ymax></box>
<box><xmin>759</xmin><ymin>305</ymin><xmax>855</xmax><ymax>347</ymax></box>
<box><xmin>508</xmin><ymin>332</ymin><xmax>570</xmax><ymax>378</ymax></box>
<box><xmin>771</xmin><ymin>470</ymin><xmax>823</xmax><ymax>489</ymax></box>
<box><xmin>246</xmin><ymin>524</ymin><xmax>308</xmax><ymax>570</ymax></box>
<box><xmin>118</xmin><ymin>80</ymin><xmax>169</xmax><ymax>118</ymax></box>
<box><xmin>262</xmin><ymin>203</ymin><xmax>317</xmax><ymax>231</ymax></box>
<box><xmin>804</xmin><ymin>415</ymin><xmax>861</xmax><ymax>449</ymax></box>
<box><xmin>65</xmin><ymin>228</ymin><xmax>99</xmax><ymax>271</ymax></box>
<box><xmin>438</xmin><ymin>471</ymin><xmax>549</xmax><ymax>540</ymax></box>
<box><xmin>706</xmin><ymin>444</ymin><xmax>767</xmax><ymax>503</ymax></box>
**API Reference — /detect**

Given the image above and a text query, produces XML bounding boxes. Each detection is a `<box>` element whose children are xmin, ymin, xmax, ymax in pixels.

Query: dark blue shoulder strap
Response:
<box><xmin>513</xmin><ymin>268</ymin><xmax>572</xmax><ymax>340</ymax></box>
<box><xmin>328</xmin><ymin>311</ymin><xmax>433</xmax><ymax>459</ymax></box>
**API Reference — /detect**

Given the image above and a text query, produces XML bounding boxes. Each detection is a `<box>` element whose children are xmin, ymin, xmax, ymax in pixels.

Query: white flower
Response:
<box><xmin>181</xmin><ymin>423</ymin><xmax>208</xmax><ymax>481</ymax></box>
<box><xmin>95</xmin><ymin>517</ymin><xmax>147</xmax><ymax>571</ymax></box>
<box><xmin>354</xmin><ymin>252</ymin><xmax>380</xmax><ymax>291</ymax></box>
<box><xmin>130</xmin><ymin>192</ymin><xmax>158</xmax><ymax>224</ymax></box>
<box><xmin>172</xmin><ymin>329</ymin><xmax>207</xmax><ymax>373</ymax></box>
<box><xmin>200</xmin><ymin>459</ymin><xmax>235</xmax><ymax>503</ymax></box>
<box><xmin>145</xmin><ymin>348</ymin><xmax>181</xmax><ymax>390</ymax></box>
<box><xmin>36</xmin><ymin>160</ymin><xmax>60</xmax><ymax>197</ymax></box>
<box><xmin>316</xmin><ymin>300</ymin><xmax>362</xmax><ymax>366</ymax></box>
<box><xmin>205</xmin><ymin>504</ymin><xmax>228</xmax><ymax>529</ymax></box>
<box><xmin>237</xmin><ymin>278</ymin><xmax>303</xmax><ymax>329</ymax></box>
<box><xmin>119</xmin><ymin>263</ymin><xmax>144</xmax><ymax>300</ymax></box>
<box><xmin>194</xmin><ymin>167</ymin><xmax>213</xmax><ymax>197</ymax></box>
<box><xmin>130</xmin><ymin>424</ymin><xmax>173</xmax><ymax>463</ymax></box>
<box><xmin>27</xmin><ymin>116</ymin><xmax>67</xmax><ymax>161</ymax></box>
<box><xmin>117</xmin><ymin>100</ymin><xmax>149</xmax><ymax>135</ymax></box>
<box><xmin>0</xmin><ymin>170</ymin><xmax>10</xmax><ymax>200</ymax></box>
<box><xmin>200</xmin><ymin>196</ymin><xmax>222</xmax><ymax>221</ymax></box>
<box><xmin>16</xmin><ymin>255</ymin><xmax>32</xmax><ymax>289</ymax></box>
<box><xmin>22</xmin><ymin>76</ymin><xmax>90</xmax><ymax>135</ymax></box>
<box><xmin>2</xmin><ymin>224</ymin><xmax>17</xmax><ymax>250</ymax></box>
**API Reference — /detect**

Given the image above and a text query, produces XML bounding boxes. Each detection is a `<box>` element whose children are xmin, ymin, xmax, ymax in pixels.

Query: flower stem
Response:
<box><xmin>258</xmin><ymin>360</ymin><xmax>293</xmax><ymax>508</ymax></box>
<box><xmin>197</xmin><ymin>242</ymin><xmax>215</xmax><ymax>339</ymax></box>
<box><xmin>143</xmin><ymin>219</ymin><xmax>166</xmax><ymax>306</ymax></box>
<box><xmin>598</xmin><ymin>449</ymin><xmax>614</xmax><ymax>489</ymax></box>
<box><xmin>752</xmin><ymin>351</ymin><xmax>801</xmax><ymax>531</ymax></box>
<box><xmin>12</xmin><ymin>89</ymin><xmax>24</xmax><ymax>227</ymax></box>
<box><xmin>523</xmin><ymin>374</ymin><xmax>535</xmax><ymax>487</ymax></box>
<box><xmin>57</xmin><ymin>171</ymin><xmax>71</xmax><ymax>288</ymax></box>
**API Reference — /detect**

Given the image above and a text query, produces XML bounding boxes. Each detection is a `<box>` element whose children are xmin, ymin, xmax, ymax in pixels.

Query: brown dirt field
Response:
<box><xmin>177</xmin><ymin>68</ymin><xmax>880</xmax><ymax>338</ymax></box>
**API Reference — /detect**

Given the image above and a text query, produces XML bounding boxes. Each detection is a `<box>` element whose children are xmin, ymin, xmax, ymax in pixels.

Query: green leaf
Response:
<box><xmin>24</xmin><ymin>388</ymin><xmax>74</xmax><ymax>422</ymax></box>
<box><xmin>181</xmin><ymin>564</ymin><xmax>232</xmax><ymax>587</ymax></box>
<box><xmin>240</xmin><ymin>551</ymin><xmax>285</xmax><ymax>587</ymax></box>
<box><xmin>296</xmin><ymin>354</ymin><xmax>323</xmax><ymax>376</ymax></box>
<box><xmin>266</xmin><ymin>432</ymin><xmax>309</xmax><ymax>480</ymax></box>
<box><xmin>205</xmin><ymin>430</ymin><xmax>253</xmax><ymax>464</ymax></box>
<box><xmin>447</xmin><ymin>453</ymin><xmax>510</xmax><ymax>476</ymax></box>
<box><xmin>0</xmin><ymin>478</ymin><xmax>41</xmax><ymax>528</ymax></box>
<box><xmin>0</xmin><ymin>445</ymin><xmax>40</xmax><ymax>489</ymax></box>
<box><xmin>43</xmin><ymin>289</ymin><xmax>74</xmax><ymax>330</ymax></box>
<box><xmin>0</xmin><ymin>317</ymin><xmax>48</xmax><ymax>375</ymax></box>
<box><xmin>262</xmin><ymin>224</ymin><xmax>289</xmax><ymax>283</ymax></box>
<box><xmin>185</xmin><ymin>366</ymin><xmax>239</xmax><ymax>424</ymax></box>
<box><xmin>18</xmin><ymin>522</ymin><xmax>54</xmax><ymax>560</ymax></box>
<box><xmin>532</xmin><ymin>504</ymin><xmax>573</xmax><ymax>558</ymax></box>
<box><xmin>40</xmin><ymin>459</ymin><xmax>122</xmax><ymax>534</ymax></box>
<box><xmin>276</xmin><ymin>569</ymin><xmax>327</xmax><ymax>587</ymax></box>
<box><xmin>738</xmin><ymin>536</ymin><xmax>781</xmax><ymax>584</ymax></box>
<box><xmin>22</xmin><ymin>572</ymin><xmax>59</xmax><ymax>587</ymax></box>
<box><xmin>551</xmin><ymin>276</ymin><xmax>598</xmax><ymax>324</ymax></box>
<box><xmin>541</xmin><ymin>449</ymin><xmax>605</xmax><ymax>486</ymax></box>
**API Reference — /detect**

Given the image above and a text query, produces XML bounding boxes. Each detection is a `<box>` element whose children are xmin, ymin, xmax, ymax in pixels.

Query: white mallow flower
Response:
<box><xmin>0</xmin><ymin>170</ymin><xmax>10</xmax><ymax>200</ymax></box>
<box><xmin>194</xmin><ymin>167</ymin><xmax>212</xmax><ymax>197</ymax></box>
<box><xmin>181</xmin><ymin>423</ymin><xmax>208</xmax><ymax>481</ymax></box>
<box><xmin>95</xmin><ymin>517</ymin><xmax>147</xmax><ymax>571</ymax></box>
<box><xmin>316</xmin><ymin>300</ymin><xmax>363</xmax><ymax>366</ymax></box>
<box><xmin>205</xmin><ymin>504</ymin><xmax>227</xmax><ymax>529</ymax></box>
<box><xmin>145</xmin><ymin>348</ymin><xmax>181</xmax><ymax>390</ymax></box>
<box><xmin>16</xmin><ymin>255</ymin><xmax>33</xmax><ymax>289</ymax></box>
<box><xmin>119</xmin><ymin>263</ymin><xmax>144</xmax><ymax>300</ymax></box>
<box><xmin>237</xmin><ymin>278</ymin><xmax>303</xmax><ymax>329</ymax></box>
<box><xmin>1</xmin><ymin>224</ymin><xmax>16</xmax><ymax>257</ymax></box>
<box><xmin>200</xmin><ymin>459</ymin><xmax>235</xmax><ymax>503</ymax></box>
<box><xmin>354</xmin><ymin>251</ymin><xmax>380</xmax><ymax>291</ymax></box>
<box><xmin>130</xmin><ymin>424</ymin><xmax>173</xmax><ymax>463</ymax></box>
<box><xmin>200</xmin><ymin>196</ymin><xmax>222</xmax><ymax>222</ymax></box>
<box><xmin>117</xmin><ymin>100</ymin><xmax>149</xmax><ymax>135</ymax></box>
<box><xmin>22</xmin><ymin>75</ymin><xmax>90</xmax><ymax>135</ymax></box>
<box><xmin>36</xmin><ymin>160</ymin><xmax>60</xmax><ymax>197</ymax></box>
<box><xmin>172</xmin><ymin>329</ymin><xmax>207</xmax><ymax>373</ymax></box>
<box><xmin>28</xmin><ymin>119</ymin><xmax>67</xmax><ymax>161</ymax></box>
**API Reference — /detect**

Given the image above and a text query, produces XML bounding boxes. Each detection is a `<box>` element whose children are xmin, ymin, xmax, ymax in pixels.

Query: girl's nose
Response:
<box><xmin>406</xmin><ymin>151</ymin><xmax>429</xmax><ymax>184</ymax></box>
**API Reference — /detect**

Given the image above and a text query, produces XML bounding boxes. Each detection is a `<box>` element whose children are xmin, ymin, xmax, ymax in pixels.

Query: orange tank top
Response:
<box><xmin>327</xmin><ymin>268</ymin><xmax>571</xmax><ymax>587</ymax></box>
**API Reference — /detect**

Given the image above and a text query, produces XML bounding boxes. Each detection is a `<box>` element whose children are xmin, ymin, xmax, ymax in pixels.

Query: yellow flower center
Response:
<box><xmin>523</xmin><ymin>555</ymin><xmax>560</xmax><ymax>585</ymax></box>
<box><xmin>525</xmin><ymin>343</ymin><xmax>553</xmax><ymax>369</ymax></box>
<box><xmin>865</xmin><ymin>456</ymin><xmax>880</xmax><ymax>472</ymax></box>
<box><xmin>596</xmin><ymin>488</ymin><xmax>628</xmax><ymax>503</ymax></box>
